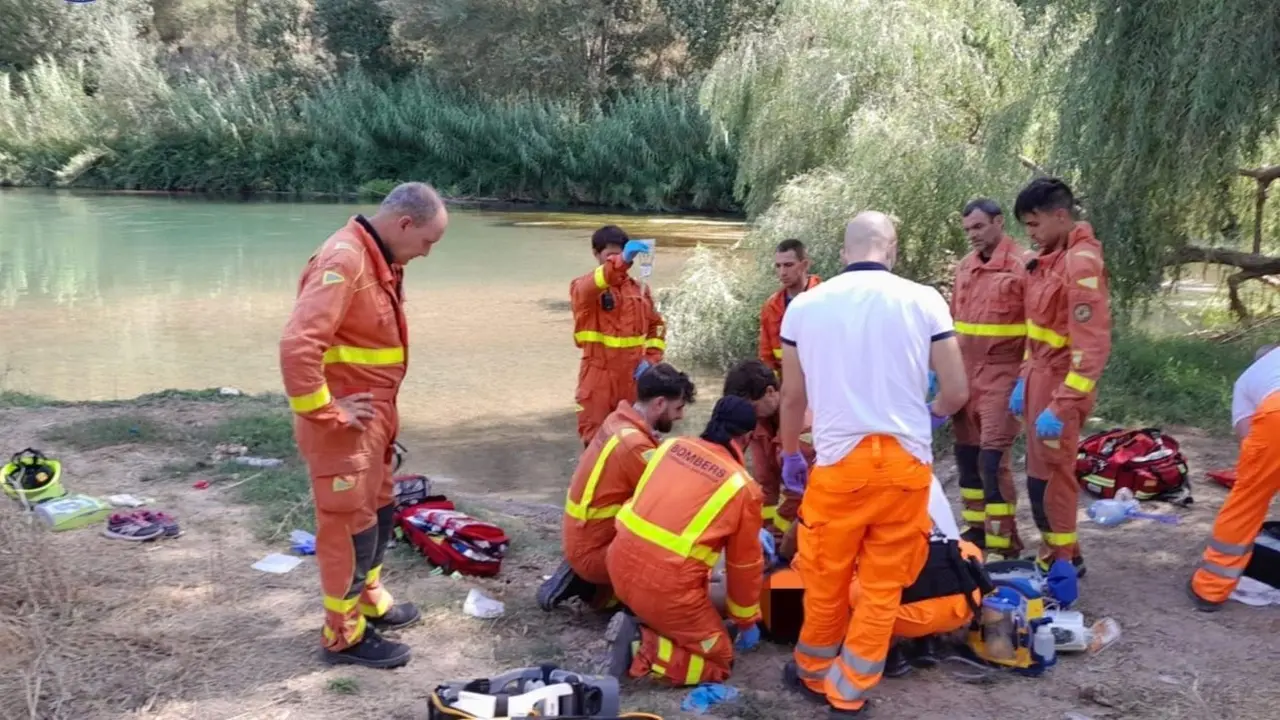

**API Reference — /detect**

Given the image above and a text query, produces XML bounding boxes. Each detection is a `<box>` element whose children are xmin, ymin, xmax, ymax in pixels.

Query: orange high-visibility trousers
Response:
<box><xmin>793</xmin><ymin>436</ymin><xmax>932</xmax><ymax>713</ymax></box>
<box><xmin>849</xmin><ymin>539</ymin><xmax>982</xmax><ymax>638</ymax></box>
<box><xmin>1025</xmin><ymin>376</ymin><xmax>1088</xmax><ymax>564</ymax></box>
<box><xmin>625</xmin><ymin>589</ymin><xmax>734</xmax><ymax>686</ymax></box>
<box><xmin>1192</xmin><ymin>392</ymin><xmax>1280</xmax><ymax>603</ymax></box>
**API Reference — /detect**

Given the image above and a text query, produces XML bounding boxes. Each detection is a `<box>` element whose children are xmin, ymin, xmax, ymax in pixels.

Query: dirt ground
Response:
<box><xmin>2</xmin><ymin>397</ymin><xmax>1278</xmax><ymax>720</ymax></box>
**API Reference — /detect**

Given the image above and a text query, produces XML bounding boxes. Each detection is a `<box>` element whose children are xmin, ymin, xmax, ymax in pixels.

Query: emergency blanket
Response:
<box><xmin>1075</xmin><ymin>428</ymin><xmax>1191</xmax><ymax>503</ymax></box>
<box><xmin>392</xmin><ymin>476</ymin><xmax>510</xmax><ymax>577</ymax></box>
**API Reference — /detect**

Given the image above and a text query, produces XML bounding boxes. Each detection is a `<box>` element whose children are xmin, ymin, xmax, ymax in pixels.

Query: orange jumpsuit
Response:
<box><xmin>562</xmin><ymin>401</ymin><xmax>658</xmax><ymax>594</ymax></box>
<box><xmin>759</xmin><ymin>275</ymin><xmax>821</xmax><ymax>373</ymax></box>
<box><xmin>1192</xmin><ymin>389</ymin><xmax>1280</xmax><ymax>603</ymax></box>
<box><xmin>746</xmin><ymin>416</ymin><xmax>815</xmax><ymax>544</ymax></box>
<box><xmin>793</xmin><ymin>436</ymin><xmax>932</xmax><ymax>714</ymax></box>
<box><xmin>607</xmin><ymin>437</ymin><xmax>764</xmax><ymax>686</ymax></box>
<box><xmin>570</xmin><ymin>256</ymin><xmax>666</xmax><ymax>444</ymax></box>
<box><xmin>1023</xmin><ymin>222</ymin><xmax>1111</xmax><ymax>565</ymax></box>
<box><xmin>280</xmin><ymin>216</ymin><xmax>407</xmax><ymax>651</ymax></box>
<box><xmin>851</xmin><ymin>540</ymin><xmax>983</xmax><ymax>638</ymax></box>
<box><xmin>950</xmin><ymin>237</ymin><xmax>1028</xmax><ymax>555</ymax></box>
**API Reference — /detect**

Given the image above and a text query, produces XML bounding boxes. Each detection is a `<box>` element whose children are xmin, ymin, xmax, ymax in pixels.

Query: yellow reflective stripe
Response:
<box><xmin>798</xmin><ymin>432</ymin><xmax>813</xmax><ymax>445</ymax></box>
<box><xmin>772</xmin><ymin>347</ymin><xmax>783</xmax><ymax>359</ymax></box>
<box><xmin>593</xmin><ymin>265</ymin><xmax>608</xmax><ymax>290</ymax></box>
<box><xmin>1084</xmin><ymin>474</ymin><xmax>1114</xmax><ymax>487</ymax></box>
<box><xmin>761</xmin><ymin>506</ymin><xmax>778</xmax><ymax>520</ymax></box>
<box><xmin>323</xmin><ymin>594</ymin><xmax>359</xmax><ymax>613</ymax></box>
<box><xmin>358</xmin><ymin>588</ymin><xmax>394</xmax><ymax>618</ymax></box>
<box><xmin>986</xmin><ymin>534</ymin><xmax>1012</xmax><ymax>549</ymax></box>
<box><xmin>726</xmin><ymin>599</ymin><xmax>759</xmax><ymax>620</ymax></box>
<box><xmin>367</xmin><ymin>564</ymin><xmax>383</xmax><ymax>585</ymax></box>
<box><xmin>772</xmin><ymin>515</ymin><xmax>793</xmax><ymax>533</ymax></box>
<box><xmin>289</xmin><ymin>385</ymin><xmax>332</xmax><ymax>413</ymax></box>
<box><xmin>657</xmin><ymin>636</ymin><xmax>674</xmax><ymax>662</ymax></box>
<box><xmin>962</xmin><ymin>510</ymin><xmax>986</xmax><ymax>523</ymax></box>
<box><xmin>644</xmin><ymin>337</ymin><xmax>667</xmax><ymax>351</ymax></box>
<box><xmin>565</xmin><ymin>435</ymin><xmax>623</xmax><ymax>521</ymax></box>
<box><xmin>322</xmin><ymin>345</ymin><xmax>405</xmax><ymax>366</ymax></box>
<box><xmin>1064</xmin><ymin>371</ymin><xmax>1096</xmax><ymax>393</ymax></box>
<box><xmin>955</xmin><ymin>321</ymin><xmax>1027</xmax><ymax>337</ymax></box>
<box><xmin>1043</xmin><ymin>531</ymin><xmax>1078</xmax><ymax>547</ymax></box>
<box><xmin>960</xmin><ymin>488</ymin><xmax>985</xmax><ymax>500</ymax></box>
<box><xmin>322</xmin><ymin>614</ymin><xmax>366</xmax><ymax>642</ymax></box>
<box><xmin>986</xmin><ymin>503</ymin><xmax>1016</xmax><ymax>516</ymax></box>
<box><xmin>618</xmin><ymin>440</ymin><xmax>746</xmax><ymax>566</ymax></box>
<box><xmin>574</xmin><ymin>331</ymin><xmax>646</xmax><ymax>348</ymax></box>
<box><xmin>686</xmin><ymin>654</ymin><xmax>705</xmax><ymax>685</ymax></box>
<box><xmin>1026</xmin><ymin>321</ymin><xmax>1068</xmax><ymax>348</ymax></box>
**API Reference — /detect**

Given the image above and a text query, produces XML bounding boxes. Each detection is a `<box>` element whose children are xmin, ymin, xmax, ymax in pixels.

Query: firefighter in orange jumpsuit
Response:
<box><xmin>1010</xmin><ymin>178</ymin><xmax>1111</xmax><ymax>598</ymax></box>
<box><xmin>570</xmin><ymin>226</ymin><xmax>667</xmax><ymax>445</ymax></box>
<box><xmin>1189</xmin><ymin>343</ymin><xmax>1280</xmax><ymax>611</ymax></box>
<box><xmin>779</xmin><ymin>212</ymin><xmax>970</xmax><ymax>717</ymax></box>
<box><xmin>722</xmin><ymin>359</ymin><xmax>815</xmax><ymax>547</ymax></box>
<box><xmin>759</xmin><ymin>238</ymin><xmax>821</xmax><ymax>375</ymax></box>
<box><xmin>949</xmin><ymin>198</ymin><xmax>1029</xmax><ymax>558</ymax></box>
<box><xmin>604</xmin><ymin>396</ymin><xmax>765</xmax><ymax>687</ymax></box>
<box><xmin>280</xmin><ymin>183</ymin><xmax>448</xmax><ymax>669</ymax></box>
<box><xmin>538</xmin><ymin>364</ymin><xmax>697</xmax><ymax>611</ymax></box>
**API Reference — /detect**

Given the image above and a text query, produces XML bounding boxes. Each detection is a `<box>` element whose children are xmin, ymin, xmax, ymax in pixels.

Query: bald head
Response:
<box><xmin>370</xmin><ymin>182</ymin><xmax>449</xmax><ymax>265</ymax></box>
<box><xmin>842</xmin><ymin>211</ymin><xmax>899</xmax><ymax>268</ymax></box>
<box><xmin>378</xmin><ymin>182</ymin><xmax>443</xmax><ymax>226</ymax></box>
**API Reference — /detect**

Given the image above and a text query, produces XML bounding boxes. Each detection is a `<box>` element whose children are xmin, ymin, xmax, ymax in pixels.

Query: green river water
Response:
<box><xmin>0</xmin><ymin>190</ymin><xmax>742</xmax><ymax>493</ymax></box>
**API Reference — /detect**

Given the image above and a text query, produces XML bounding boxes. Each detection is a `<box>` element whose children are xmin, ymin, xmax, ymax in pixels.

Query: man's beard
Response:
<box><xmin>654</xmin><ymin>415</ymin><xmax>674</xmax><ymax>434</ymax></box>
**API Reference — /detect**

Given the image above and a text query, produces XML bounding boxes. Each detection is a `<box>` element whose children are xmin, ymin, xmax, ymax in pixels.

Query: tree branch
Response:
<box><xmin>1237</xmin><ymin>165</ymin><xmax>1280</xmax><ymax>184</ymax></box>
<box><xmin>1237</xmin><ymin>165</ymin><xmax>1278</xmax><ymax>254</ymax></box>
<box><xmin>1167</xmin><ymin>244</ymin><xmax>1280</xmax><ymax>323</ymax></box>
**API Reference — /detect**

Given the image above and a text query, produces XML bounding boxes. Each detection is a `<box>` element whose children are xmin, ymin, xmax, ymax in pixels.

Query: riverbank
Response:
<box><xmin>2</xmin><ymin>387</ymin><xmax>1275</xmax><ymax>720</ymax></box>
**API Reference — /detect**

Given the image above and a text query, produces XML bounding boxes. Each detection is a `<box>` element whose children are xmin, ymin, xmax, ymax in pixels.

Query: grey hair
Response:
<box><xmin>962</xmin><ymin>197</ymin><xmax>1003</xmax><ymax>218</ymax></box>
<box><xmin>379</xmin><ymin>182</ymin><xmax>443</xmax><ymax>225</ymax></box>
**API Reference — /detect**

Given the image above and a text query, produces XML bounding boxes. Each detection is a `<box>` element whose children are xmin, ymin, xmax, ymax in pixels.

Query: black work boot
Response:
<box><xmin>322</xmin><ymin>626</ymin><xmax>412</xmax><ymax>669</ymax></box>
<box><xmin>782</xmin><ymin>661</ymin><xmax>827</xmax><ymax>703</ymax></box>
<box><xmin>537</xmin><ymin>560</ymin><xmax>594</xmax><ymax>611</ymax></box>
<box><xmin>883</xmin><ymin>643</ymin><xmax>912</xmax><ymax>678</ymax></box>
<box><xmin>904</xmin><ymin>637</ymin><xmax>940</xmax><ymax>668</ymax></box>
<box><xmin>1187</xmin><ymin>577</ymin><xmax>1223</xmax><ymax>613</ymax></box>
<box><xmin>960</xmin><ymin>527</ymin><xmax>986</xmax><ymax>548</ymax></box>
<box><xmin>368</xmin><ymin>602</ymin><xmax>421</xmax><ymax>631</ymax></box>
<box><xmin>604</xmin><ymin>611</ymin><xmax>641</xmax><ymax>678</ymax></box>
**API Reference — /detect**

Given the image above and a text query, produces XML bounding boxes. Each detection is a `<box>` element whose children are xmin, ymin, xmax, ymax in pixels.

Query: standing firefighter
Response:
<box><xmin>779</xmin><ymin>212</ymin><xmax>970</xmax><ymax>717</ymax></box>
<box><xmin>280</xmin><ymin>183</ymin><xmax>448</xmax><ymax>668</ymax></box>
<box><xmin>1011</xmin><ymin>177</ymin><xmax>1111</xmax><ymax>602</ymax></box>
<box><xmin>759</xmin><ymin>239</ymin><xmax>821</xmax><ymax>375</ymax></box>
<box><xmin>538</xmin><ymin>363</ymin><xmax>697</xmax><ymax>611</ymax></box>
<box><xmin>949</xmin><ymin>199</ymin><xmax>1029</xmax><ymax>558</ymax></box>
<box><xmin>1189</xmin><ymin>344</ymin><xmax>1280</xmax><ymax>611</ymax></box>
<box><xmin>570</xmin><ymin>226</ymin><xmax>667</xmax><ymax>445</ymax></box>
<box><xmin>604</xmin><ymin>396</ymin><xmax>765</xmax><ymax>687</ymax></box>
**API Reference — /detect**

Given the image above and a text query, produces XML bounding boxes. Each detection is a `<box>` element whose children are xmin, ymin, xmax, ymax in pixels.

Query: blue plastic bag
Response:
<box><xmin>680</xmin><ymin>684</ymin><xmax>740</xmax><ymax>714</ymax></box>
<box><xmin>290</xmin><ymin>529</ymin><xmax>316</xmax><ymax>555</ymax></box>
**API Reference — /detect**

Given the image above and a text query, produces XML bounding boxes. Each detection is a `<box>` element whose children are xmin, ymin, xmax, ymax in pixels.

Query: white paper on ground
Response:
<box><xmin>463</xmin><ymin>588</ymin><xmax>505</xmax><ymax>618</ymax></box>
<box><xmin>1229</xmin><ymin>575</ymin><xmax>1280</xmax><ymax>606</ymax></box>
<box><xmin>252</xmin><ymin>553</ymin><xmax>303</xmax><ymax>574</ymax></box>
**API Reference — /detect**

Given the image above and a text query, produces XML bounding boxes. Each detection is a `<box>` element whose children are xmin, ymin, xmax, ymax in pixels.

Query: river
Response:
<box><xmin>0</xmin><ymin>189</ymin><xmax>743</xmax><ymax>498</ymax></box>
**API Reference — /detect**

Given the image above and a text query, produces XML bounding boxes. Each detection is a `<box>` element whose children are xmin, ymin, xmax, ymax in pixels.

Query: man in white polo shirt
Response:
<box><xmin>777</xmin><ymin>211</ymin><xmax>970</xmax><ymax>717</ymax></box>
<box><xmin>1189</xmin><ymin>343</ymin><xmax>1280</xmax><ymax>611</ymax></box>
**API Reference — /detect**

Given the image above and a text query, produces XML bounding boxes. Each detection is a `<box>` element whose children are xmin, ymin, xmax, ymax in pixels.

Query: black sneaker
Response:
<box><xmin>537</xmin><ymin>560</ymin><xmax>594</xmax><ymax>611</ymax></box>
<box><xmin>368</xmin><ymin>602</ymin><xmax>421</xmax><ymax>631</ymax></box>
<box><xmin>782</xmin><ymin>660</ymin><xmax>827</xmax><ymax>704</ymax></box>
<box><xmin>960</xmin><ymin>527</ymin><xmax>986</xmax><ymax>549</ymax></box>
<box><xmin>605</xmin><ymin>611</ymin><xmax>640</xmax><ymax>678</ymax></box>
<box><xmin>905</xmin><ymin>637</ymin><xmax>939</xmax><ymax>669</ymax></box>
<box><xmin>1186</xmin><ymin>578</ymin><xmax>1223</xmax><ymax>613</ymax></box>
<box><xmin>321</xmin><ymin>626</ymin><xmax>412</xmax><ymax>669</ymax></box>
<box><xmin>829</xmin><ymin>706</ymin><xmax>870</xmax><ymax>718</ymax></box>
<box><xmin>884</xmin><ymin>644</ymin><xmax>912</xmax><ymax>678</ymax></box>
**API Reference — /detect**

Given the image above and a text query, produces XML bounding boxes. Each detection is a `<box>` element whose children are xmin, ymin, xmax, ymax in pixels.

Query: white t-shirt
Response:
<box><xmin>1232</xmin><ymin>346</ymin><xmax>1280</xmax><ymax>427</ymax></box>
<box><xmin>780</xmin><ymin>263</ymin><xmax>954</xmax><ymax>466</ymax></box>
<box><xmin>927</xmin><ymin>476</ymin><xmax>961</xmax><ymax>542</ymax></box>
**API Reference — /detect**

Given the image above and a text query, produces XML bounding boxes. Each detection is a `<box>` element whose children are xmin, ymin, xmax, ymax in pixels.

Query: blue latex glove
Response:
<box><xmin>634</xmin><ymin>359</ymin><xmax>652</xmax><ymax>380</ymax></box>
<box><xmin>680</xmin><ymin>683</ymin><xmax>740</xmax><ymax>714</ymax></box>
<box><xmin>622</xmin><ymin>239</ymin><xmax>650</xmax><ymax>264</ymax></box>
<box><xmin>1009</xmin><ymin>376</ymin><xmax>1026</xmax><ymax>416</ymax></box>
<box><xmin>1035</xmin><ymin>408</ymin><xmax>1064</xmax><ymax>439</ymax></box>
<box><xmin>927</xmin><ymin>371</ymin><xmax>939</xmax><ymax>401</ymax></box>
<box><xmin>1046</xmin><ymin>559</ymin><xmax>1079</xmax><ymax>608</ymax></box>
<box><xmin>758</xmin><ymin>528</ymin><xmax>777</xmax><ymax>566</ymax></box>
<box><xmin>930</xmin><ymin>408</ymin><xmax>949</xmax><ymax>431</ymax></box>
<box><xmin>781</xmin><ymin>452</ymin><xmax>809</xmax><ymax>495</ymax></box>
<box><xmin>290</xmin><ymin>529</ymin><xmax>316</xmax><ymax>555</ymax></box>
<box><xmin>734</xmin><ymin>624</ymin><xmax>761</xmax><ymax>651</ymax></box>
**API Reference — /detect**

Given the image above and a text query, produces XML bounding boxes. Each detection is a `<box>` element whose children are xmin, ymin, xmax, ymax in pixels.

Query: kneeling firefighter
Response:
<box><xmin>605</xmin><ymin>396</ymin><xmax>765</xmax><ymax>686</ymax></box>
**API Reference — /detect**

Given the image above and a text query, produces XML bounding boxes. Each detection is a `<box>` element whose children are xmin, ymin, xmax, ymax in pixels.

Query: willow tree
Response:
<box><xmin>1050</xmin><ymin>0</ymin><xmax>1280</xmax><ymax>318</ymax></box>
<box><xmin>662</xmin><ymin>0</ymin><xmax>1066</xmax><ymax>367</ymax></box>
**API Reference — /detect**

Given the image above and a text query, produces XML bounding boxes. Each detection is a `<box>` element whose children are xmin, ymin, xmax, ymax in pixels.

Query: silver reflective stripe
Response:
<box><xmin>797</xmin><ymin>665</ymin><xmax>826</xmax><ymax>681</ymax></box>
<box><xmin>825</xmin><ymin>664</ymin><xmax>864</xmax><ymax>701</ymax></box>
<box><xmin>1197</xmin><ymin>559</ymin><xmax>1243</xmax><ymax>579</ymax></box>
<box><xmin>796</xmin><ymin>641</ymin><xmax>841</xmax><ymax>660</ymax></box>
<box><xmin>840</xmin><ymin>647</ymin><xmax>885</xmax><ymax>676</ymax></box>
<box><xmin>1208</xmin><ymin>538</ymin><xmax>1253</xmax><ymax>556</ymax></box>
